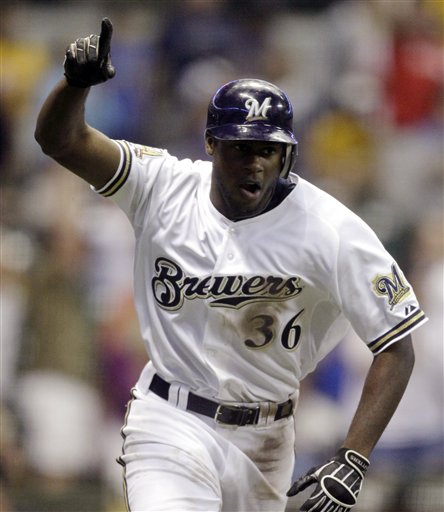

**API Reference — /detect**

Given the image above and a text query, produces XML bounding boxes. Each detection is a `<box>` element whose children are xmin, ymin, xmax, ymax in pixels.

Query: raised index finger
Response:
<box><xmin>98</xmin><ymin>17</ymin><xmax>113</xmax><ymax>59</ymax></box>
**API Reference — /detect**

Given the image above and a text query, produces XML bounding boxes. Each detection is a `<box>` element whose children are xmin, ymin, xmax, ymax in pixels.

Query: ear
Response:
<box><xmin>205</xmin><ymin>136</ymin><xmax>215</xmax><ymax>156</ymax></box>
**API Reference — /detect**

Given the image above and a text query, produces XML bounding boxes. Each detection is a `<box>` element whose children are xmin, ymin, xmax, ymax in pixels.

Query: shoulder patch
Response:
<box><xmin>371</xmin><ymin>263</ymin><xmax>411</xmax><ymax>310</ymax></box>
<box><xmin>134</xmin><ymin>145</ymin><xmax>164</xmax><ymax>158</ymax></box>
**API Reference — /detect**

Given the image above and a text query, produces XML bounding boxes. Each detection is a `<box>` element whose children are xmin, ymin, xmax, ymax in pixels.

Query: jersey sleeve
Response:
<box><xmin>91</xmin><ymin>140</ymin><xmax>175</xmax><ymax>226</ymax></box>
<box><xmin>334</xmin><ymin>214</ymin><xmax>427</xmax><ymax>355</ymax></box>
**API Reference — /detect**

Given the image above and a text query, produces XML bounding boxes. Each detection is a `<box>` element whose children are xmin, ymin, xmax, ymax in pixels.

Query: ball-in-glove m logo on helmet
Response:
<box><xmin>245</xmin><ymin>97</ymin><xmax>272</xmax><ymax>122</ymax></box>
<box><xmin>205</xmin><ymin>78</ymin><xmax>298</xmax><ymax>178</ymax></box>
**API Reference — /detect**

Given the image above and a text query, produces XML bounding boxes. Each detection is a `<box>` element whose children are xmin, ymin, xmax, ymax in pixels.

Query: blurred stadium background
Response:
<box><xmin>1</xmin><ymin>1</ymin><xmax>443</xmax><ymax>511</ymax></box>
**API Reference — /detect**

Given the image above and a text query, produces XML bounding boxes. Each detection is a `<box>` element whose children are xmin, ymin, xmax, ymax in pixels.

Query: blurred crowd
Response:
<box><xmin>1</xmin><ymin>1</ymin><xmax>443</xmax><ymax>511</ymax></box>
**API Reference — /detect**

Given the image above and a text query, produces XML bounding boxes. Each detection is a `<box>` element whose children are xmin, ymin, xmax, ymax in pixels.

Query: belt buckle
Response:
<box><xmin>215</xmin><ymin>404</ymin><xmax>260</xmax><ymax>426</ymax></box>
<box><xmin>215</xmin><ymin>404</ymin><xmax>227</xmax><ymax>424</ymax></box>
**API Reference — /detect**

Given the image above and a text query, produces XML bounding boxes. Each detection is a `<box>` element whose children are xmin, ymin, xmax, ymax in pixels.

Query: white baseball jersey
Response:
<box><xmin>94</xmin><ymin>140</ymin><xmax>427</xmax><ymax>404</ymax></box>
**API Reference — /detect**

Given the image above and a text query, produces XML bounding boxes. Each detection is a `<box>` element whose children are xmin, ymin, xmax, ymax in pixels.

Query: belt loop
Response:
<box><xmin>168</xmin><ymin>381</ymin><xmax>190</xmax><ymax>411</ymax></box>
<box><xmin>168</xmin><ymin>382</ymin><xmax>181</xmax><ymax>407</ymax></box>
<box><xmin>176</xmin><ymin>384</ymin><xmax>189</xmax><ymax>411</ymax></box>
<box><xmin>257</xmin><ymin>402</ymin><xmax>269</xmax><ymax>426</ymax></box>
<box><xmin>261</xmin><ymin>402</ymin><xmax>278</xmax><ymax>425</ymax></box>
<box><xmin>141</xmin><ymin>363</ymin><xmax>157</xmax><ymax>395</ymax></box>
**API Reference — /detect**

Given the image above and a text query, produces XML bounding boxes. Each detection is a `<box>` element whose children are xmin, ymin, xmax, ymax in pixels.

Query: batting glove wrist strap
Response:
<box><xmin>64</xmin><ymin>18</ymin><xmax>116</xmax><ymax>88</ymax></box>
<box><xmin>287</xmin><ymin>448</ymin><xmax>370</xmax><ymax>512</ymax></box>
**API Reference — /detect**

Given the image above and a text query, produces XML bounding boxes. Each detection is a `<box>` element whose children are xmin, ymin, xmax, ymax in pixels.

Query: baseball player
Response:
<box><xmin>35</xmin><ymin>19</ymin><xmax>428</xmax><ymax>512</ymax></box>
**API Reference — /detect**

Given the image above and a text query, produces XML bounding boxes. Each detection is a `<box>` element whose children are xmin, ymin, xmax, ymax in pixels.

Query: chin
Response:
<box><xmin>231</xmin><ymin>203</ymin><xmax>268</xmax><ymax>221</ymax></box>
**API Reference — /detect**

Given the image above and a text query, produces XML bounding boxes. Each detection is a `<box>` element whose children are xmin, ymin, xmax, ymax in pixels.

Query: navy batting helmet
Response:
<box><xmin>205</xmin><ymin>78</ymin><xmax>298</xmax><ymax>177</ymax></box>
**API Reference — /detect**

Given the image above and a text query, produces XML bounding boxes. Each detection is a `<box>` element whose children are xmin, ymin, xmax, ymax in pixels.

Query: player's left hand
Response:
<box><xmin>287</xmin><ymin>448</ymin><xmax>369</xmax><ymax>511</ymax></box>
<box><xmin>64</xmin><ymin>17</ymin><xmax>116</xmax><ymax>88</ymax></box>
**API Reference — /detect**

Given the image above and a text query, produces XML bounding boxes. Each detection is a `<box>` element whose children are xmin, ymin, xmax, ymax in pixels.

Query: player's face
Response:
<box><xmin>207</xmin><ymin>138</ymin><xmax>284</xmax><ymax>221</ymax></box>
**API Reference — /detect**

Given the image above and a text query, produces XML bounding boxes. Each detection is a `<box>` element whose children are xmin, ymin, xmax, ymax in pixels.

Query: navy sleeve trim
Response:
<box><xmin>368</xmin><ymin>308</ymin><xmax>427</xmax><ymax>354</ymax></box>
<box><xmin>99</xmin><ymin>140</ymin><xmax>132</xmax><ymax>197</ymax></box>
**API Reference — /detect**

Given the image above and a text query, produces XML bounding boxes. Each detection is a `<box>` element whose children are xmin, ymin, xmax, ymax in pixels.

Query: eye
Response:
<box><xmin>233</xmin><ymin>142</ymin><xmax>249</xmax><ymax>152</ymax></box>
<box><xmin>262</xmin><ymin>147</ymin><xmax>276</xmax><ymax>156</ymax></box>
<box><xmin>261</xmin><ymin>145</ymin><xmax>281</xmax><ymax>158</ymax></box>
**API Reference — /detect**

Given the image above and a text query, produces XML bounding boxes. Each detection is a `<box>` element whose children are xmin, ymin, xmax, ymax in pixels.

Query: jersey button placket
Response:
<box><xmin>213</xmin><ymin>225</ymin><xmax>237</xmax><ymax>273</ymax></box>
<box><xmin>226</xmin><ymin>227</ymin><xmax>236</xmax><ymax>263</ymax></box>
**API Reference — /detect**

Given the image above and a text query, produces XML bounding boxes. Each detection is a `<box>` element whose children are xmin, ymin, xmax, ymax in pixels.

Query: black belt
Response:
<box><xmin>149</xmin><ymin>374</ymin><xmax>293</xmax><ymax>427</ymax></box>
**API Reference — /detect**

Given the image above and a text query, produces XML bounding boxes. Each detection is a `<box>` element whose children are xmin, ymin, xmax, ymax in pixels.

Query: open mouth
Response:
<box><xmin>240</xmin><ymin>181</ymin><xmax>261</xmax><ymax>198</ymax></box>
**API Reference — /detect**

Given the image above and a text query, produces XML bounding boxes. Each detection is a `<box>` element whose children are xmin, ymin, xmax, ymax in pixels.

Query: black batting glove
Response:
<box><xmin>287</xmin><ymin>448</ymin><xmax>369</xmax><ymax>512</ymax></box>
<box><xmin>64</xmin><ymin>17</ymin><xmax>116</xmax><ymax>88</ymax></box>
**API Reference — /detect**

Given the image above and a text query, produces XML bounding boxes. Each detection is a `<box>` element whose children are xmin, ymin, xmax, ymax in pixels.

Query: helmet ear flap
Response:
<box><xmin>281</xmin><ymin>143</ymin><xmax>298</xmax><ymax>178</ymax></box>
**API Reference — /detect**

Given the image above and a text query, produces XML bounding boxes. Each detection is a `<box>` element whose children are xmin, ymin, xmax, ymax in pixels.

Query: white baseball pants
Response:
<box><xmin>118</xmin><ymin>384</ymin><xmax>296</xmax><ymax>511</ymax></box>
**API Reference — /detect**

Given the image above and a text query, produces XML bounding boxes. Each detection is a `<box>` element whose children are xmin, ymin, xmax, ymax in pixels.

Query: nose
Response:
<box><xmin>243</xmin><ymin>152</ymin><xmax>264</xmax><ymax>173</ymax></box>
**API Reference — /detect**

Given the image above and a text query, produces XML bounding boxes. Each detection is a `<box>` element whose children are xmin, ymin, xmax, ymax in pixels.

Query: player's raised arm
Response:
<box><xmin>35</xmin><ymin>18</ymin><xmax>120</xmax><ymax>189</ymax></box>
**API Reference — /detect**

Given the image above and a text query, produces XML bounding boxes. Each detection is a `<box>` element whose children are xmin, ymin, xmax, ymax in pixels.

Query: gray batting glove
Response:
<box><xmin>64</xmin><ymin>17</ymin><xmax>116</xmax><ymax>88</ymax></box>
<box><xmin>287</xmin><ymin>448</ymin><xmax>370</xmax><ymax>512</ymax></box>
